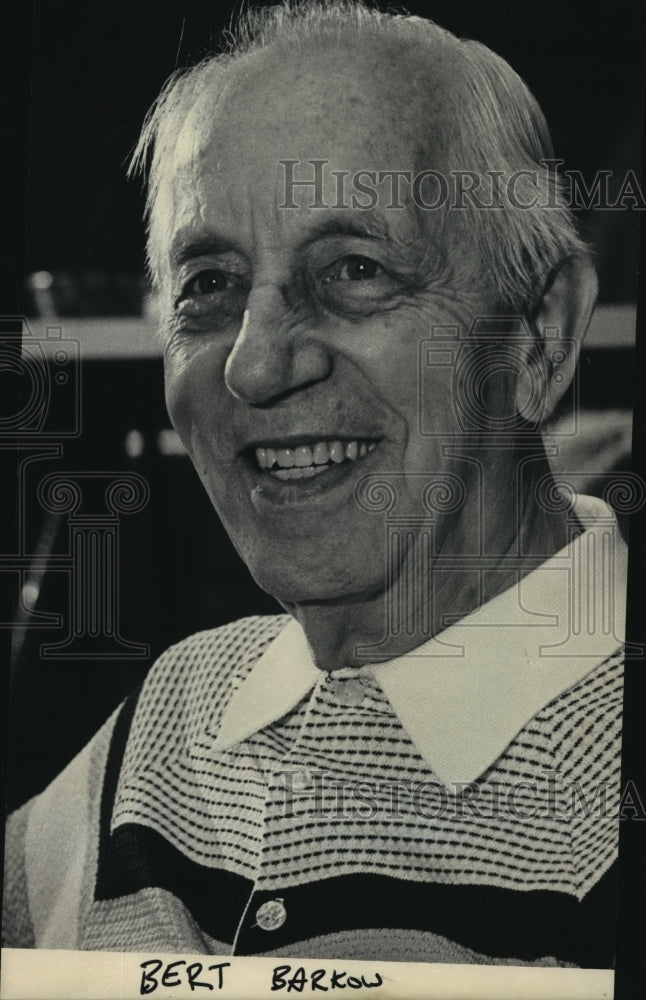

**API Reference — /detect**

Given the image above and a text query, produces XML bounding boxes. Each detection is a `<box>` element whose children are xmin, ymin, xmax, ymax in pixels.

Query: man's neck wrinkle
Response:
<box><xmin>287</xmin><ymin>470</ymin><xmax>571</xmax><ymax>673</ymax></box>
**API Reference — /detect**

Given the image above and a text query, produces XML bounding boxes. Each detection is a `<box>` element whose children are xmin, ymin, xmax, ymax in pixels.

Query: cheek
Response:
<box><xmin>327</xmin><ymin>312</ymin><xmax>421</xmax><ymax>406</ymax></box>
<box><xmin>163</xmin><ymin>341</ymin><xmax>231</xmax><ymax>455</ymax></box>
<box><xmin>164</xmin><ymin>359</ymin><xmax>201</xmax><ymax>453</ymax></box>
<box><xmin>335</xmin><ymin>310</ymin><xmax>459</xmax><ymax>434</ymax></box>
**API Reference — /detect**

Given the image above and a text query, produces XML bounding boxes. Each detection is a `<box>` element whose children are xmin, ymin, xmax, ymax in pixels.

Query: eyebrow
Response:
<box><xmin>303</xmin><ymin>213</ymin><xmax>391</xmax><ymax>243</ymax></box>
<box><xmin>168</xmin><ymin>210</ymin><xmax>410</xmax><ymax>271</ymax></box>
<box><xmin>169</xmin><ymin>233</ymin><xmax>241</xmax><ymax>270</ymax></box>
<box><xmin>302</xmin><ymin>212</ymin><xmax>428</xmax><ymax>272</ymax></box>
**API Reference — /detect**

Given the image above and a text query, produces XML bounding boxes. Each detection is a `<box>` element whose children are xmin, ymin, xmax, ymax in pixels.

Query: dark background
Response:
<box><xmin>5</xmin><ymin>0</ymin><xmax>645</xmax><ymax>818</ymax></box>
<box><xmin>23</xmin><ymin>0</ymin><xmax>645</xmax><ymax>302</ymax></box>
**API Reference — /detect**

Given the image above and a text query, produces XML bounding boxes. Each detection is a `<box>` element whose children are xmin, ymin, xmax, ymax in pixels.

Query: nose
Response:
<box><xmin>224</xmin><ymin>284</ymin><xmax>333</xmax><ymax>405</ymax></box>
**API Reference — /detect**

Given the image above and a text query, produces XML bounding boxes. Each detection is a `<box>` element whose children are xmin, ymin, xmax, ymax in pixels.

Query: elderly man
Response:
<box><xmin>3</xmin><ymin>0</ymin><xmax>626</xmax><ymax>969</ymax></box>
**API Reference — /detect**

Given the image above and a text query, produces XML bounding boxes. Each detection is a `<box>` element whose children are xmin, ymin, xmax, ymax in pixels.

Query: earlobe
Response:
<box><xmin>515</xmin><ymin>254</ymin><xmax>598</xmax><ymax>423</ymax></box>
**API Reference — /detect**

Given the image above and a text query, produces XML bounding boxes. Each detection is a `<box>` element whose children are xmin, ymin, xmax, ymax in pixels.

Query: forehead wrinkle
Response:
<box><xmin>164</xmin><ymin>172</ymin><xmax>449</xmax><ymax>293</ymax></box>
<box><xmin>300</xmin><ymin>209</ymin><xmax>434</xmax><ymax>267</ymax></box>
<box><xmin>303</xmin><ymin>213</ymin><xmax>390</xmax><ymax>242</ymax></box>
<box><xmin>170</xmin><ymin>201</ymin><xmax>432</xmax><ymax>277</ymax></box>
<box><xmin>169</xmin><ymin>230</ymin><xmax>245</xmax><ymax>270</ymax></box>
<box><xmin>155</xmin><ymin>34</ymin><xmax>463</xmax><ymax>286</ymax></box>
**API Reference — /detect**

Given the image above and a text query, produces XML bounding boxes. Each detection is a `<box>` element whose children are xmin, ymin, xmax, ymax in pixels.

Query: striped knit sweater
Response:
<box><xmin>3</xmin><ymin>610</ymin><xmax>622</xmax><ymax>966</ymax></box>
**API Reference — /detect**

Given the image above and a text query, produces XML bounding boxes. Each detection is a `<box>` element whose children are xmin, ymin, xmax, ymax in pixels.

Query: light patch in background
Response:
<box><xmin>26</xmin><ymin>304</ymin><xmax>637</xmax><ymax>360</ymax></box>
<box><xmin>157</xmin><ymin>428</ymin><xmax>187</xmax><ymax>455</ymax></box>
<box><xmin>124</xmin><ymin>429</ymin><xmax>145</xmax><ymax>458</ymax></box>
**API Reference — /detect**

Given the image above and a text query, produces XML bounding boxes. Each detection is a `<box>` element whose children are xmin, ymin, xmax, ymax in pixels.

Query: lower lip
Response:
<box><xmin>247</xmin><ymin>445</ymin><xmax>382</xmax><ymax>507</ymax></box>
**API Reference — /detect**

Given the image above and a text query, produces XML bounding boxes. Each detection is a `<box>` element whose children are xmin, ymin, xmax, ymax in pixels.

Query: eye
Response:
<box><xmin>175</xmin><ymin>268</ymin><xmax>248</xmax><ymax>321</ymax></box>
<box><xmin>182</xmin><ymin>269</ymin><xmax>237</xmax><ymax>298</ymax></box>
<box><xmin>315</xmin><ymin>252</ymin><xmax>402</xmax><ymax>315</ymax></box>
<box><xmin>325</xmin><ymin>255</ymin><xmax>385</xmax><ymax>283</ymax></box>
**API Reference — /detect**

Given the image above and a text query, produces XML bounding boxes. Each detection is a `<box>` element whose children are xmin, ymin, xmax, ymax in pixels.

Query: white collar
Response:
<box><xmin>213</xmin><ymin>496</ymin><xmax>626</xmax><ymax>786</ymax></box>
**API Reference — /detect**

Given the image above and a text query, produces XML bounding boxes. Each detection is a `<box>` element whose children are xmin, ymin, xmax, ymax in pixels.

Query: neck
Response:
<box><xmin>286</xmin><ymin>451</ymin><xmax>573</xmax><ymax>671</ymax></box>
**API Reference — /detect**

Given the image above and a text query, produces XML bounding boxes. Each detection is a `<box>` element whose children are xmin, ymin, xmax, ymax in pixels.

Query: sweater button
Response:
<box><xmin>255</xmin><ymin>898</ymin><xmax>287</xmax><ymax>931</ymax></box>
<box><xmin>330</xmin><ymin>677</ymin><xmax>366</xmax><ymax>706</ymax></box>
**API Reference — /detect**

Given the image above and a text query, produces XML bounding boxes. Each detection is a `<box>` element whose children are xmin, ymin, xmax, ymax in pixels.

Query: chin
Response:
<box><xmin>250</xmin><ymin>569</ymin><xmax>346</xmax><ymax>606</ymax></box>
<box><xmin>245</xmin><ymin>552</ymin><xmax>379</xmax><ymax>609</ymax></box>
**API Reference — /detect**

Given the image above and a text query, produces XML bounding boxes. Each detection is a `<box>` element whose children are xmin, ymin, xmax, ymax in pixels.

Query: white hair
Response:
<box><xmin>130</xmin><ymin>0</ymin><xmax>588</xmax><ymax>311</ymax></box>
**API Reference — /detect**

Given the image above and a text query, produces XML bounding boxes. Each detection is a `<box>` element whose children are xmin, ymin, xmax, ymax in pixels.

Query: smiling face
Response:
<box><xmin>158</xmin><ymin>42</ymin><xmax>500</xmax><ymax>607</ymax></box>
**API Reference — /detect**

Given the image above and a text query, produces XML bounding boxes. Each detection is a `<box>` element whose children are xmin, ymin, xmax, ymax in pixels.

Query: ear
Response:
<box><xmin>515</xmin><ymin>255</ymin><xmax>598</xmax><ymax>423</ymax></box>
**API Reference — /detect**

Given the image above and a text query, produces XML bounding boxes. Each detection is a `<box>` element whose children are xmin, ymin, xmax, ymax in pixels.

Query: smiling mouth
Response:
<box><xmin>250</xmin><ymin>438</ymin><xmax>378</xmax><ymax>480</ymax></box>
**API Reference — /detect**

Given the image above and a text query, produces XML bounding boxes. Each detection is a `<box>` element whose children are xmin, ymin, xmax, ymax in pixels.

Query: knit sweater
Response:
<box><xmin>3</xmin><ymin>610</ymin><xmax>622</xmax><ymax>966</ymax></box>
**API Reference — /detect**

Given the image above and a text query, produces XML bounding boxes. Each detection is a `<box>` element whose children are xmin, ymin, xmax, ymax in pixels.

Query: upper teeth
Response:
<box><xmin>255</xmin><ymin>439</ymin><xmax>376</xmax><ymax>474</ymax></box>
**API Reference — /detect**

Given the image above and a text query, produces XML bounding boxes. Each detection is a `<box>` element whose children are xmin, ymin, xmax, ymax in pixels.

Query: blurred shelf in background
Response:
<box><xmin>23</xmin><ymin>303</ymin><xmax>638</xmax><ymax>360</ymax></box>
